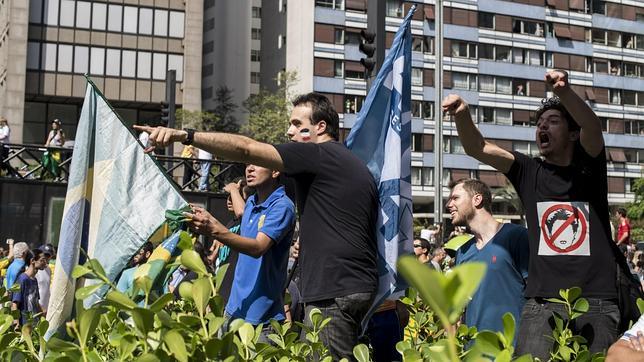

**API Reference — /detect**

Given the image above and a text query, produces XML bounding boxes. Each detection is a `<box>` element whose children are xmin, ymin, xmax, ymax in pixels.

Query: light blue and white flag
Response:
<box><xmin>46</xmin><ymin>79</ymin><xmax>188</xmax><ymax>338</ymax></box>
<box><xmin>346</xmin><ymin>5</ymin><xmax>415</xmax><ymax>327</ymax></box>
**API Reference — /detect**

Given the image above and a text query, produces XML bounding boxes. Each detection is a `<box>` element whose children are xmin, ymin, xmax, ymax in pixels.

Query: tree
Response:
<box><xmin>209</xmin><ymin>86</ymin><xmax>240</xmax><ymax>133</ymax></box>
<box><xmin>174</xmin><ymin>108</ymin><xmax>217</xmax><ymax>132</ymax></box>
<box><xmin>627</xmin><ymin>177</ymin><xmax>644</xmax><ymax>221</ymax></box>
<box><xmin>242</xmin><ymin>71</ymin><xmax>298</xmax><ymax>144</ymax></box>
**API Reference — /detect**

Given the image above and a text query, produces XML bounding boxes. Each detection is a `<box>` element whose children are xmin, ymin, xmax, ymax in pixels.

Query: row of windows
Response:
<box><xmin>27</xmin><ymin>42</ymin><xmax>184</xmax><ymax>81</ymax></box>
<box><xmin>29</xmin><ymin>0</ymin><xmax>185</xmax><ymax>38</ymax></box>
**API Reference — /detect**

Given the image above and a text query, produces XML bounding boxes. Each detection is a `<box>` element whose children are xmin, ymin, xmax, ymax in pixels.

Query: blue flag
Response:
<box><xmin>46</xmin><ymin>79</ymin><xmax>188</xmax><ymax>339</ymax></box>
<box><xmin>345</xmin><ymin>6</ymin><xmax>415</xmax><ymax>327</ymax></box>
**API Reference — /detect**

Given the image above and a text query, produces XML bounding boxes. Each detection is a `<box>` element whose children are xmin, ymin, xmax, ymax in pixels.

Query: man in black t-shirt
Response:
<box><xmin>443</xmin><ymin>70</ymin><xmax>618</xmax><ymax>358</ymax></box>
<box><xmin>135</xmin><ymin>93</ymin><xmax>378</xmax><ymax>360</ymax></box>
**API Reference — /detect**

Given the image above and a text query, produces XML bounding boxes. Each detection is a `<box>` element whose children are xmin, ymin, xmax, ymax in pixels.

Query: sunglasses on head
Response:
<box><xmin>413</xmin><ymin>244</ymin><xmax>423</xmax><ymax>248</ymax></box>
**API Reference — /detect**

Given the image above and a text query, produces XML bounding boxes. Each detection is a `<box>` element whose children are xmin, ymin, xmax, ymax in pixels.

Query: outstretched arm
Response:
<box><xmin>224</xmin><ymin>182</ymin><xmax>246</xmax><ymax>219</ymax></box>
<box><xmin>133</xmin><ymin>126</ymin><xmax>285</xmax><ymax>172</ymax></box>
<box><xmin>546</xmin><ymin>70</ymin><xmax>604</xmax><ymax>157</ymax></box>
<box><xmin>442</xmin><ymin>94</ymin><xmax>515</xmax><ymax>173</ymax></box>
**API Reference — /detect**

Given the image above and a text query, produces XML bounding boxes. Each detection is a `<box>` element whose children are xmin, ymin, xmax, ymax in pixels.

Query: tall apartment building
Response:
<box><xmin>201</xmin><ymin>0</ymin><xmax>262</xmax><ymax>120</ymax></box>
<box><xmin>261</xmin><ymin>0</ymin><xmax>644</xmax><ymax>222</ymax></box>
<box><xmin>0</xmin><ymin>0</ymin><xmax>203</xmax><ymax>144</ymax></box>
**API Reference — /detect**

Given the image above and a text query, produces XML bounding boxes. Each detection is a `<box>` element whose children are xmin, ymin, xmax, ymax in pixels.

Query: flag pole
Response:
<box><xmin>433</xmin><ymin>0</ymin><xmax>444</xmax><ymax>227</ymax></box>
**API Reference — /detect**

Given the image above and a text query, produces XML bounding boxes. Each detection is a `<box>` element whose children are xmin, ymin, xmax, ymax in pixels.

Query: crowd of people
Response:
<box><xmin>1</xmin><ymin>68</ymin><xmax>640</xmax><ymax>360</ymax></box>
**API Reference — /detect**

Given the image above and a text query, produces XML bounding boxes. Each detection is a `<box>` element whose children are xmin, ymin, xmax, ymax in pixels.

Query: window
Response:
<box><xmin>451</xmin><ymin>41</ymin><xmax>476</xmax><ymax>59</ymax></box>
<box><xmin>450</xmin><ymin>137</ymin><xmax>465</xmax><ymax>154</ymax></box>
<box><xmin>123</xmin><ymin>7</ymin><xmax>138</xmax><ymax>33</ymax></box>
<box><xmin>609</xmin><ymin>89</ymin><xmax>621</xmax><ymax>105</ymax></box>
<box><xmin>278</xmin><ymin>34</ymin><xmax>286</xmax><ymax>48</ymax></box>
<box><xmin>411</xmin><ymin>167</ymin><xmax>422</xmax><ymax>185</ymax></box>
<box><xmin>344</xmin><ymin>95</ymin><xmax>365</xmax><ymax>114</ymax></box>
<box><xmin>168</xmin><ymin>54</ymin><xmax>183</xmax><ymax>81</ymax></box>
<box><xmin>251</xmin><ymin>49</ymin><xmax>260</xmax><ymax>62</ymax></box>
<box><xmin>496</xmin><ymin>77</ymin><xmax>512</xmax><ymax>94</ymax></box>
<box><xmin>121</xmin><ymin>50</ymin><xmax>136</xmax><ymax>77</ymax></box>
<box><xmin>90</xmin><ymin>47</ymin><xmax>105</xmax><ymax>75</ymax></box>
<box><xmin>479</xmin><ymin>107</ymin><xmax>512</xmax><ymax>125</ymax></box>
<box><xmin>513</xmin><ymin>19</ymin><xmax>544</xmax><ymax>36</ymax></box>
<box><xmin>411</xmin><ymin>167</ymin><xmax>433</xmax><ymax>186</ymax></box>
<box><xmin>479</xmin><ymin>12</ymin><xmax>494</xmax><ymax>29</ymax></box>
<box><xmin>594</xmin><ymin>59</ymin><xmax>608</xmax><ymax>73</ymax></box>
<box><xmin>252</xmin><ymin>28</ymin><xmax>261</xmax><ymax>40</ymax></box>
<box><xmin>106</xmin><ymin>49</ymin><xmax>121</xmax><ymax>76</ymax></box>
<box><xmin>411</xmin><ymin>68</ymin><xmax>423</xmax><ymax>86</ymax></box>
<box><xmin>334</xmin><ymin>60</ymin><xmax>343</xmax><ymax>77</ymax></box>
<box><xmin>42</xmin><ymin>43</ymin><xmax>57</xmax><ymax>71</ymax></box>
<box><xmin>386</xmin><ymin>0</ymin><xmax>403</xmax><ymax>17</ymax></box>
<box><xmin>57</xmin><ymin>44</ymin><xmax>73</xmax><ymax>72</ymax></box>
<box><xmin>59</xmin><ymin>0</ymin><xmax>75</xmax><ymax>27</ymax></box>
<box><xmin>74</xmin><ymin>46</ymin><xmax>89</xmax><ymax>74</ymax></box>
<box><xmin>345</xmin><ymin>63</ymin><xmax>365</xmax><ymax>80</ymax></box>
<box><xmin>108</xmin><ymin>5</ymin><xmax>123</xmax><ymax>32</ymax></box>
<box><xmin>526</xmin><ymin>49</ymin><xmax>543</xmax><ymax>65</ymax></box>
<box><xmin>422</xmin><ymin>101</ymin><xmax>434</xmax><ymax>119</ymax></box>
<box><xmin>592</xmin><ymin>0</ymin><xmax>606</xmax><ymax>14</ymax></box>
<box><xmin>625</xmin><ymin>119</ymin><xmax>644</xmax><ymax>135</ymax></box>
<box><xmin>496</xmin><ymin>46</ymin><xmax>511</xmax><ymax>62</ymax></box>
<box><xmin>252</xmin><ymin>6</ymin><xmax>261</xmax><ymax>18</ymax></box>
<box><xmin>453</xmin><ymin>72</ymin><xmax>477</xmax><ymax>90</ymax></box>
<box><xmin>316</xmin><ymin>0</ymin><xmax>344</xmax><ymax>10</ymax></box>
<box><xmin>411</xmin><ymin>101</ymin><xmax>422</xmax><ymax>117</ymax></box>
<box><xmin>137</xmin><ymin>51</ymin><xmax>151</xmax><ymax>78</ymax></box>
<box><xmin>345</xmin><ymin>29</ymin><xmax>361</xmax><ymax>45</ymax></box>
<box><xmin>76</xmin><ymin>1</ymin><xmax>91</xmax><ymax>28</ymax></box>
<box><xmin>152</xmin><ymin>53</ymin><xmax>166</xmax><ymax>80</ymax></box>
<box><xmin>139</xmin><ymin>8</ymin><xmax>153</xmax><ymax>35</ymax></box>
<box><xmin>607</xmin><ymin>31</ymin><xmax>621</xmax><ymax>47</ymax></box>
<box><xmin>169</xmin><ymin>12</ymin><xmax>185</xmax><ymax>38</ymax></box>
<box><xmin>623</xmin><ymin>90</ymin><xmax>637</xmax><ymax>105</ymax></box>
<box><xmin>30</xmin><ymin>0</ymin><xmax>43</xmax><ymax>23</ymax></box>
<box><xmin>44</xmin><ymin>0</ymin><xmax>59</xmax><ymax>26</ymax></box>
<box><xmin>412</xmin><ymin>36</ymin><xmax>432</xmax><ymax>54</ymax></box>
<box><xmin>411</xmin><ymin>134</ymin><xmax>422</xmax><ymax>152</ymax></box>
<box><xmin>27</xmin><ymin>42</ymin><xmax>40</xmax><ymax>69</ymax></box>
<box><xmin>92</xmin><ymin>3</ymin><xmax>107</xmax><ymax>30</ymax></box>
<box><xmin>251</xmin><ymin>72</ymin><xmax>260</xmax><ymax>84</ymax></box>
<box><xmin>479</xmin><ymin>44</ymin><xmax>494</xmax><ymax>59</ymax></box>
<box><xmin>154</xmin><ymin>9</ymin><xmax>169</xmax><ymax>37</ymax></box>
<box><xmin>334</xmin><ymin>29</ymin><xmax>345</xmax><ymax>45</ymax></box>
<box><xmin>624</xmin><ymin>62</ymin><xmax>642</xmax><ymax>77</ymax></box>
<box><xmin>479</xmin><ymin>75</ymin><xmax>495</xmax><ymax>93</ymax></box>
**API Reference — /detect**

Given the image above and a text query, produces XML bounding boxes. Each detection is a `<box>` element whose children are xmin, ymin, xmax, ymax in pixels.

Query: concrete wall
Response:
<box><xmin>286</xmin><ymin>0</ymin><xmax>315</xmax><ymax>96</ymax></box>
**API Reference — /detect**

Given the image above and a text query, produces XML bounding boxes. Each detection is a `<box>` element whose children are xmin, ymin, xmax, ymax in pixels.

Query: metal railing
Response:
<box><xmin>0</xmin><ymin>143</ymin><xmax>245</xmax><ymax>193</ymax></box>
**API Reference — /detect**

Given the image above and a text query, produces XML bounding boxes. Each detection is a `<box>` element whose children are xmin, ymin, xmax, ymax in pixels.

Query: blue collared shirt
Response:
<box><xmin>225</xmin><ymin>185</ymin><xmax>295</xmax><ymax>325</ymax></box>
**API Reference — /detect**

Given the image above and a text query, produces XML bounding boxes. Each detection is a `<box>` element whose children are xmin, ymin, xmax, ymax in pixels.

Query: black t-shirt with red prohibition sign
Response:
<box><xmin>274</xmin><ymin>141</ymin><xmax>378</xmax><ymax>303</ymax></box>
<box><xmin>505</xmin><ymin>148</ymin><xmax>617</xmax><ymax>299</ymax></box>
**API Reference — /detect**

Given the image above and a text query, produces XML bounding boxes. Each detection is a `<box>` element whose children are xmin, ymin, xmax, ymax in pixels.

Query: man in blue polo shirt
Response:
<box><xmin>186</xmin><ymin>163</ymin><xmax>295</xmax><ymax>331</ymax></box>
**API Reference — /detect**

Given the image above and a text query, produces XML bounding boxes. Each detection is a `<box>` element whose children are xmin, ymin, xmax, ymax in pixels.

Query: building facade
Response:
<box><xmin>261</xmin><ymin>0</ymin><xmax>644</xmax><ymax>222</ymax></box>
<box><xmin>0</xmin><ymin>0</ymin><xmax>203</xmax><ymax>144</ymax></box>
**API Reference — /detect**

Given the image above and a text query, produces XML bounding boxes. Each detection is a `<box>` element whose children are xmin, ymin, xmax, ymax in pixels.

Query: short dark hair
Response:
<box><xmin>617</xmin><ymin>208</ymin><xmax>628</xmax><ymax>217</ymax></box>
<box><xmin>141</xmin><ymin>242</ymin><xmax>154</xmax><ymax>256</ymax></box>
<box><xmin>535</xmin><ymin>97</ymin><xmax>580</xmax><ymax>132</ymax></box>
<box><xmin>415</xmin><ymin>237</ymin><xmax>431</xmax><ymax>252</ymax></box>
<box><xmin>292</xmin><ymin>92</ymin><xmax>340</xmax><ymax>141</ymax></box>
<box><xmin>449</xmin><ymin>178</ymin><xmax>493</xmax><ymax>213</ymax></box>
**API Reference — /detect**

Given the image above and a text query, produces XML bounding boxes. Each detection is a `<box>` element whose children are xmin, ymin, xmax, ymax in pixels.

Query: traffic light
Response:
<box><xmin>359</xmin><ymin>29</ymin><xmax>377</xmax><ymax>75</ymax></box>
<box><xmin>160</xmin><ymin>101</ymin><xmax>171</xmax><ymax>124</ymax></box>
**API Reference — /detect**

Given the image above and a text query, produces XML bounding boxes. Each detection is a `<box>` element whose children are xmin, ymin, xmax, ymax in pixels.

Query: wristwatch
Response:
<box><xmin>181</xmin><ymin>128</ymin><xmax>196</xmax><ymax>145</ymax></box>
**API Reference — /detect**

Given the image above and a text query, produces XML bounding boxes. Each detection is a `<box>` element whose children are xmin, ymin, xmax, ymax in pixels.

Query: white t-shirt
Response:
<box><xmin>198</xmin><ymin>149</ymin><xmax>213</xmax><ymax>160</ymax></box>
<box><xmin>36</xmin><ymin>267</ymin><xmax>51</xmax><ymax>311</ymax></box>
<box><xmin>622</xmin><ymin>314</ymin><xmax>644</xmax><ymax>340</ymax></box>
<box><xmin>0</xmin><ymin>125</ymin><xmax>10</xmax><ymax>143</ymax></box>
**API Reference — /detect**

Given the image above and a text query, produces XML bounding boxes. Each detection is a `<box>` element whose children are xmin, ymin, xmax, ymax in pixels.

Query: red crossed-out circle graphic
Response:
<box><xmin>540</xmin><ymin>204</ymin><xmax>588</xmax><ymax>253</ymax></box>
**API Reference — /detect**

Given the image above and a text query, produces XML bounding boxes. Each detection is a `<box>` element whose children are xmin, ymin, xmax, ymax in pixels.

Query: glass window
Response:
<box><xmin>527</xmin><ymin>50</ymin><xmax>543</xmax><ymax>65</ymax></box>
<box><xmin>108</xmin><ymin>5</ymin><xmax>123</xmax><ymax>32</ymax></box>
<box><xmin>76</xmin><ymin>1</ymin><xmax>91</xmax><ymax>28</ymax></box>
<box><xmin>513</xmin><ymin>48</ymin><xmax>524</xmax><ymax>64</ymax></box>
<box><xmin>334</xmin><ymin>60</ymin><xmax>343</xmax><ymax>77</ymax></box>
<box><xmin>479</xmin><ymin>44</ymin><xmax>494</xmax><ymax>59</ymax></box>
<box><xmin>90</xmin><ymin>47</ymin><xmax>105</xmax><ymax>75</ymax></box>
<box><xmin>592</xmin><ymin>29</ymin><xmax>605</xmax><ymax>44</ymax></box>
<box><xmin>496</xmin><ymin>109</ymin><xmax>512</xmax><ymax>124</ymax></box>
<box><xmin>411</xmin><ymin>68</ymin><xmax>423</xmax><ymax>86</ymax></box>
<box><xmin>59</xmin><ymin>0</ymin><xmax>75</xmax><ymax>27</ymax></box>
<box><xmin>139</xmin><ymin>8</ymin><xmax>153</xmax><ymax>35</ymax></box>
<box><xmin>152</xmin><ymin>53</ymin><xmax>167</xmax><ymax>80</ymax></box>
<box><xmin>105</xmin><ymin>49</ymin><xmax>120</xmax><ymax>76</ymax></box>
<box><xmin>411</xmin><ymin>167</ymin><xmax>421</xmax><ymax>185</ymax></box>
<box><xmin>480</xmin><ymin>107</ymin><xmax>494</xmax><ymax>123</ymax></box>
<box><xmin>92</xmin><ymin>3</ymin><xmax>107</xmax><ymax>30</ymax></box>
<box><xmin>386</xmin><ymin>0</ymin><xmax>403</xmax><ymax>17</ymax></box>
<box><xmin>624</xmin><ymin>62</ymin><xmax>640</xmax><ymax>77</ymax></box>
<box><xmin>422</xmin><ymin>167</ymin><xmax>433</xmax><ymax>186</ymax></box>
<box><xmin>453</xmin><ymin>72</ymin><xmax>469</xmax><ymax>89</ymax></box>
<box><xmin>252</xmin><ymin>6</ymin><xmax>261</xmax><ymax>18</ymax></box>
<box><xmin>422</xmin><ymin>101</ymin><xmax>434</xmax><ymax>119</ymax></box>
<box><xmin>27</xmin><ymin>42</ymin><xmax>40</xmax><ymax>69</ymax></box>
<box><xmin>411</xmin><ymin>101</ymin><xmax>422</xmax><ymax>118</ymax></box>
<box><xmin>450</xmin><ymin>137</ymin><xmax>465</xmax><ymax>154</ymax></box>
<box><xmin>479</xmin><ymin>75</ymin><xmax>495</xmax><ymax>93</ymax></box>
<box><xmin>251</xmin><ymin>49</ymin><xmax>261</xmax><ymax>62</ymax></box>
<box><xmin>168</xmin><ymin>54</ymin><xmax>183</xmax><ymax>81</ymax></box>
<box><xmin>137</xmin><ymin>51</ymin><xmax>151</xmax><ymax>78</ymax></box>
<box><xmin>479</xmin><ymin>12</ymin><xmax>494</xmax><ymax>29</ymax></box>
<box><xmin>154</xmin><ymin>9</ymin><xmax>169</xmax><ymax>37</ymax></box>
<box><xmin>607</xmin><ymin>31</ymin><xmax>621</xmax><ymax>47</ymax></box>
<box><xmin>57</xmin><ymin>44</ymin><xmax>73</xmax><ymax>72</ymax></box>
<box><xmin>513</xmin><ymin>141</ymin><xmax>529</xmax><ymax>154</ymax></box>
<box><xmin>497</xmin><ymin>77</ymin><xmax>512</xmax><ymax>94</ymax></box>
<box><xmin>334</xmin><ymin>29</ymin><xmax>345</xmax><ymax>45</ymax></box>
<box><xmin>609</xmin><ymin>89</ymin><xmax>621</xmax><ymax>104</ymax></box>
<box><xmin>636</xmin><ymin>35</ymin><xmax>644</xmax><ymax>50</ymax></box>
<box><xmin>29</xmin><ymin>0</ymin><xmax>43</xmax><ymax>24</ymax></box>
<box><xmin>252</xmin><ymin>28</ymin><xmax>261</xmax><ymax>40</ymax></box>
<box><xmin>169</xmin><ymin>12</ymin><xmax>185</xmax><ymax>38</ymax></box>
<box><xmin>623</xmin><ymin>90</ymin><xmax>637</xmax><ymax>105</ymax></box>
<box><xmin>41</xmin><ymin>43</ymin><xmax>57</xmax><ymax>71</ymax></box>
<box><xmin>123</xmin><ymin>6</ymin><xmax>138</xmax><ymax>33</ymax></box>
<box><xmin>44</xmin><ymin>0</ymin><xmax>59</xmax><ymax>26</ymax></box>
<box><xmin>121</xmin><ymin>50</ymin><xmax>136</xmax><ymax>77</ymax></box>
<box><xmin>74</xmin><ymin>46</ymin><xmax>88</xmax><ymax>74</ymax></box>
<box><xmin>496</xmin><ymin>46</ymin><xmax>511</xmax><ymax>62</ymax></box>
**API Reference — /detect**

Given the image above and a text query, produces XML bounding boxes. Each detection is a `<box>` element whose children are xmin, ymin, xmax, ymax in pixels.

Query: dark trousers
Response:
<box><xmin>303</xmin><ymin>292</ymin><xmax>374</xmax><ymax>361</ymax></box>
<box><xmin>366</xmin><ymin>308</ymin><xmax>403</xmax><ymax>362</ymax></box>
<box><xmin>516</xmin><ymin>298</ymin><xmax>620</xmax><ymax>359</ymax></box>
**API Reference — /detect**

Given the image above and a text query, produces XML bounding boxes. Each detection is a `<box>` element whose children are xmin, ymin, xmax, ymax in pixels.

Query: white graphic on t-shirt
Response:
<box><xmin>537</xmin><ymin>201</ymin><xmax>590</xmax><ymax>256</ymax></box>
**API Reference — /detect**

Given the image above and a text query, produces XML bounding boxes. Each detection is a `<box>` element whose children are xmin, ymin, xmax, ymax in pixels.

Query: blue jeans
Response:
<box><xmin>303</xmin><ymin>292</ymin><xmax>374</xmax><ymax>361</ymax></box>
<box><xmin>516</xmin><ymin>298</ymin><xmax>620</xmax><ymax>359</ymax></box>
<box><xmin>366</xmin><ymin>308</ymin><xmax>403</xmax><ymax>362</ymax></box>
<box><xmin>199</xmin><ymin>161</ymin><xmax>211</xmax><ymax>191</ymax></box>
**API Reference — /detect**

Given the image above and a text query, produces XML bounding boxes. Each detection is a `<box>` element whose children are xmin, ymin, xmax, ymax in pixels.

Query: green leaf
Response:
<box><xmin>215</xmin><ymin>263</ymin><xmax>229</xmax><ymax>292</ymax></box>
<box><xmin>47</xmin><ymin>337</ymin><xmax>80</xmax><ymax>352</ymax></box>
<box><xmin>192</xmin><ymin>277</ymin><xmax>212</xmax><ymax>317</ymax></box>
<box><xmin>71</xmin><ymin>265</ymin><xmax>95</xmax><ymax>279</ymax></box>
<box><xmin>637</xmin><ymin>298</ymin><xmax>644</xmax><ymax>315</ymax></box>
<box><xmin>21</xmin><ymin>323</ymin><xmax>35</xmax><ymax>355</ymax></box>
<box><xmin>559</xmin><ymin>288</ymin><xmax>569</xmax><ymax>301</ymax></box>
<box><xmin>494</xmin><ymin>349</ymin><xmax>512</xmax><ymax>362</ymax></box>
<box><xmin>131</xmin><ymin>308</ymin><xmax>155</xmax><ymax>334</ymax></box>
<box><xmin>149</xmin><ymin>293</ymin><xmax>174</xmax><ymax>313</ymax></box>
<box><xmin>181</xmin><ymin>249</ymin><xmax>209</xmax><ymax>276</ymax></box>
<box><xmin>501</xmin><ymin>312</ymin><xmax>516</xmax><ymax>347</ymax></box>
<box><xmin>105</xmin><ymin>290</ymin><xmax>137</xmax><ymax>310</ymax></box>
<box><xmin>118</xmin><ymin>335</ymin><xmax>137</xmax><ymax>360</ymax></box>
<box><xmin>135</xmin><ymin>353</ymin><xmax>161</xmax><ymax>362</ymax></box>
<box><xmin>164</xmin><ymin>329</ymin><xmax>189</xmax><ymax>362</ymax></box>
<box><xmin>134</xmin><ymin>275</ymin><xmax>153</xmax><ymax>297</ymax></box>
<box><xmin>177</xmin><ymin>315</ymin><xmax>201</xmax><ymax>327</ymax></box>
<box><xmin>0</xmin><ymin>315</ymin><xmax>13</xmax><ymax>335</ymax></box>
<box><xmin>397</xmin><ymin>256</ymin><xmax>449</xmax><ymax>320</ymax></box>
<box><xmin>559</xmin><ymin>345</ymin><xmax>572</xmax><ymax>361</ymax></box>
<box><xmin>544</xmin><ymin>297</ymin><xmax>567</xmax><ymax>304</ymax></box>
<box><xmin>88</xmin><ymin>258</ymin><xmax>108</xmax><ymax>279</ymax></box>
<box><xmin>75</xmin><ymin>283</ymin><xmax>104</xmax><ymax>300</ymax></box>
<box><xmin>177</xmin><ymin>231</ymin><xmax>194</xmax><ymax>251</ymax></box>
<box><xmin>573</xmin><ymin>298</ymin><xmax>589</xmax><ymax>313</ymax></box>
<box><xmin>353</xmin><ymin>344</ymin><xmax>370</xmax><ymax>362</ymax></box>
<box><xmin>473</xmin><ymin>330</ymin><xmax>502</xmax><ymax>356</ymax></box>
<box><xmin>568</xmin><ymin>287</ymin><xmax>582</xmax><ymax>302</ymax></box>
<box><xmin>178</xmin><ymin>281</ymin><xmax>193</xmax><ymax>301</ymax></box>
<box><xmin>77</xmin><ymin>306</ymin><xmax>101</xmax><ymax>348</ymax></box>
<box><xmin>238</xmin><ymin>322</ymin><xmax>255</xmax><ymax>346</ymax></box>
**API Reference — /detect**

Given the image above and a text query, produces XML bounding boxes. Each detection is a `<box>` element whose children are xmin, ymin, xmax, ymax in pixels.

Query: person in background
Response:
<box><xmin>180</xmin><ymin>144</ymin><xmax>197</xmax><ymax>190</ymax></box>
<box><xmin>430</xmin><ymin>247</ymin><xmax>446</xmax><ymax>272</ymax></box>
<box><xmin>172</xmin><ymin>241</ymin><xmax>213</xmax><ymax>298</ymax></box>
<box><xmin>413</xmin><ymin>237</ymin><xmax>432</xmax><ymax>265</ymax></box>
<box><xmin>12</xmin><ymin>249</ymin><xmax>48</xmax><ymax>326</ymax></box>
<box><xmin>0</xmin><ymin>117</ymin><xmax>12</xmax><ymax>177</ymax></box>
<box><xmin>116</xmin><ymin>242</ymin><xmax>154</xmax><ymax>295</ymax></box>
<box><xmin>616</xmin><ymin>207</ymin><xmax>631</xmax><ymax>254</ymax></box>
<box><xmin>197</xmin><ymin>148</ymin><xmax>213</xmax><ymax>191</ymax></box>
<box><xmin>35</xmin><ymin>244</ymin><xmax>55</xmax><ymax>316</ymax></box>
<box><xmin>0</xmin><ymin>239</ymin><xmax>15</xmax><ymax>288</ymax></box>
<box><xmin>5</xmin><ymin>242</ymin><xmax>29</xmax><ymax>292</ymax></box>
<box><xmin>45</xmin><ymin>119</ymin><xmax>65</xmax><ymax>147</ymax></box>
